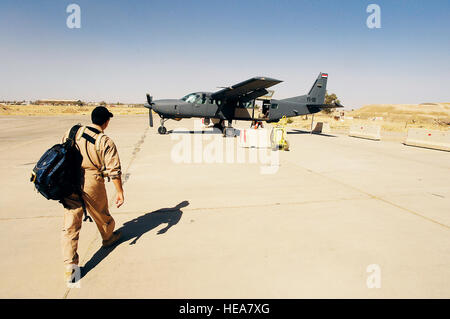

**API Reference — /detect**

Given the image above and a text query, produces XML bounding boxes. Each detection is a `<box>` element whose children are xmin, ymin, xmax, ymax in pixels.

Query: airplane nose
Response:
<box><xmin>153</xmin><ymin>99</ymin><xmax>179</xmax><ymax>113</ymax></box>
<box><xmin>153</xmin><ymin>100</ymin><xmax>170</xmax><ymax>113</ymax></box>
<box><xmin>153</xmin><ymin>100</ymin><xmax>172</xmax><ymax>112</ymax></box>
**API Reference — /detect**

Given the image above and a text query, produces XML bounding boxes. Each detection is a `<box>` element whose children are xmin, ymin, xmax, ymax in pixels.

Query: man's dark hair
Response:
<box><xmin>91</xmin><ymin>106</ymin><xmax>114</xmax><ymax>126</ymax></box>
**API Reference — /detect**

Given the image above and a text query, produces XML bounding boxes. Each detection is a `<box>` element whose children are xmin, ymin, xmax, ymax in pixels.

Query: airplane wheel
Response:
<box><xmin>158</xmin><ymin>126</ymin><xmax>167</xmax><ymax>134</ymax></box>
<box><xmin>224</xmin><ymin>128</ymin><xmax>235</xmax><ymax>138</ymax></box>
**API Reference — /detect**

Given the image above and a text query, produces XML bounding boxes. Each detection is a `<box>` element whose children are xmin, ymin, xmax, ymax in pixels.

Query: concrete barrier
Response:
<box><xmin>404</xmin><ymin>128</ymin><xmax>450</xmax><ymax>152</ymax></box>
<box><xmin>312</xmin><ymin>122</ymin><xmax>331</xmax><ymax>134</ymax></box>
<box><xmin>349</xmin><ymin>124</ymin><xmax>381</xmax><ymax>141</ymax></box>
<box><xmin>238</xmin><ymin>128</ymin><xmax>271</xmax><ymax>148</ymax></box>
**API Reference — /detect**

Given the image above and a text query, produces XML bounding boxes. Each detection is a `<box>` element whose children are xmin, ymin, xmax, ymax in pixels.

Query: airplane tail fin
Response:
<box><xmin>307</xmin><ymin>73</ymin><xmax>328</xmax><ymax>105</ymax></box>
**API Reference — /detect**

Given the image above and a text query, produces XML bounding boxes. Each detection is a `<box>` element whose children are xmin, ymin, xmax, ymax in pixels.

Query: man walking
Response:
<box><xmin>62</xmin><ymin>106</ymin><xmax>124</xmax><ymax>283</ymax></box>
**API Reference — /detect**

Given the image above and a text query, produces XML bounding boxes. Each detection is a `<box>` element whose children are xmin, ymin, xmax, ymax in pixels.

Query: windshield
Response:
<box><xmin>181</xmin><ymin>93</ymin><xmax>198</xmax><ymax>103</ymax></box>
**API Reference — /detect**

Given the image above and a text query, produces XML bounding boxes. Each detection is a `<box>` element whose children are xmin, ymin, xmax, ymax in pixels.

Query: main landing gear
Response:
<box><xmin>158</xmin><ymin>118</ymin><xmax>168</xmax><ymax>134</ymax></box>
<box><xmin>212</xmin><ymin>120</ymin><xmax>237</xmax><ymax>137</ymax></box>
<box><xmin>223</xmin><ymin>120</ymin><xmax>236</xmax><ymax>137</ymax></box>
<box><xmin>213</xmin><ymin>120</ymin><xmax>225</xmax><ymax>133</ymax></box>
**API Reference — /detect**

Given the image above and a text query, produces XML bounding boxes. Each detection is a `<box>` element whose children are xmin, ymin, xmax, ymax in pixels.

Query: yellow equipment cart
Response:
<box><xmin>270</xmin><ymin>116</ymin><xmax>290</xmax><ymax>151</ymax></box>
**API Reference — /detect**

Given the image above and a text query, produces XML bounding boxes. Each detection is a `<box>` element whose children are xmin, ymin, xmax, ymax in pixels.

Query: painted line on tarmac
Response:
<box><xmin>322</xmin><ymin>135</ymin><xmax>450</xmax><ymax>170</ymax></box>
<box><xmin>106</xmin><ymin>196</ymin><xmax>367</xmax><ymax>216</ymax></box>
<box><xmin>63</xmin><ymin>126</ymin><xmax>149</xmax><ymax>299</ymax></box>
<box><xmin>0</xmin><ymin>215</ymin><xmax>61</xmax><ymax>221</ymax></box>
<box><xmin>285</xmin><ymin>159</ymin><xmax>450</xmax><ymax>230</ymax></box>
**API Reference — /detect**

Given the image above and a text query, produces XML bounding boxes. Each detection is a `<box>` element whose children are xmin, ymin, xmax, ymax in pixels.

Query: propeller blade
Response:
<box><xmin>149</xmin><ymin>109</ymin><xmax>154</xmax><ymax>127</ymax></box>
<box><xmin>146</xmin><ymin>94</ymin><xmax>153</xmax><ymax>105</ymax></box>
<box><xmin>145</xmin><ymin>94</ymin><xmax>154</xmax><ymax>127</ymax></box>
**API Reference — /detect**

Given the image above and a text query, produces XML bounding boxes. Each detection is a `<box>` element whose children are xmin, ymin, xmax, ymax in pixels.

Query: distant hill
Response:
<box><xmin>350</xmin><ymin>103</ymin><xmax>450</xmax><ymax>123</ymax></box>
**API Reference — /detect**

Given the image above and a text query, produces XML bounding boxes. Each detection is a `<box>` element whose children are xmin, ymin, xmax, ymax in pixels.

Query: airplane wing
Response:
<box><xmin>211</xmin><ymin>77</ymin><xmax>282</xmax><ymax>102</ymax></box>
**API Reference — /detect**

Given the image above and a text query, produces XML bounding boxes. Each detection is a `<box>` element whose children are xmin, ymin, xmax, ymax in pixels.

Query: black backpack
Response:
<box><xmin>30</xmin><ymin>124</ymin><xmax>92</xmax><ymax>222</ymax></box>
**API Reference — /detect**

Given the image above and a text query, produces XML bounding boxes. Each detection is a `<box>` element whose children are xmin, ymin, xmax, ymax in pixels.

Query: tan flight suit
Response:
<box><xmin>61</xmin><ymin>124</ymin><xmax>122</xmax><ymax>266</ymax></box>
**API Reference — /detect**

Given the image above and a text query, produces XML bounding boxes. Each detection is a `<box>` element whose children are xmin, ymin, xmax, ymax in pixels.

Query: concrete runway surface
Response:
<box><xmin>0</xmin><ymin>115</ymin><xmax>449</xmax><ymax>298</ymax></box>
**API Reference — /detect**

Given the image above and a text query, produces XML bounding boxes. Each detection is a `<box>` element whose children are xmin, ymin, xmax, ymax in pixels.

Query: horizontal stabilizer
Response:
<box><xmin>307</xmin><ymin>101</ymin><xmax>344</xmax><ymax>109</ymax></box>
<box><xmin>318</xmin><ymin>102</ymin><xmax>344</xmax><ymax>109</ymax></box>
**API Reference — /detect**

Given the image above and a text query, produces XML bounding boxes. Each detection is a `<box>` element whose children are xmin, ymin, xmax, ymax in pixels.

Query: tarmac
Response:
<box><xmin>0</xmin><ymin>114</ymin><xmax>449</xmax><ymax>298</ymax></box>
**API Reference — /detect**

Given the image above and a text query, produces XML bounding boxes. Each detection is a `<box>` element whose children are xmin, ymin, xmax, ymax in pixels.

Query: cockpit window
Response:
<box><xmin>181</xmin><ymin>93</ymin><xmax>197</xmax><ymax>103</ymax></box>
<box><xmin>238</xmin><ymin>100</ymin><xmax>254</xmax><ymax>108</ymax></box>
<box><xmin>242</xmin><ymin>101</ymin><xmax>254</xmax><ymax>108</ymax></box>
<box><xmin>182</xmin><ymin>93</ymin><xmax>209</xmax><ymax>104</ymax></box>
<box><xmin>195</xmin><ymin>94</ymin><xmax>208</xmax><ymax>104</ymax></box>
<box><xmin>194</xmin><ymin>95</ymin><xmax>202</xmax><ymax>104</ymax></box>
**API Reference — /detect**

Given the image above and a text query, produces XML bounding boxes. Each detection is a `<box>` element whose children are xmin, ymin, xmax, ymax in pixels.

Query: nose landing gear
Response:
<box><xmin>158</xmin><ymin>118</ymin><xmax>168</xmax><ymax>134</ymax></box>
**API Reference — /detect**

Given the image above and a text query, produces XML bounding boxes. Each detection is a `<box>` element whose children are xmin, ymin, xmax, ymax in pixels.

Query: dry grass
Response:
<box><xmin>0</xmin><ymin>104</ymin><xmax>147</xmax><ymax>116</ymax></box>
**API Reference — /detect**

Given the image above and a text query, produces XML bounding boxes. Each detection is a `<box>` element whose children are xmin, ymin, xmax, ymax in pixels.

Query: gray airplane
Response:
<box><xmin>145</xmin><ymin>72</ymin><xmax>342</xmax><ymax>136</ymax></box>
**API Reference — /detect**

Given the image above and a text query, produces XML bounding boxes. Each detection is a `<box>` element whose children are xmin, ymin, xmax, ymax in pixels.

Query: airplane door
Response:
<box><xmin>192</xmin><ymin>96</ymin><xmax>203</xmax><ymax>116</ymax></box>
<box><xmin>193</xmin><ymin>94</ymin><xmax>216</xmax><ymax>117</ymax></box>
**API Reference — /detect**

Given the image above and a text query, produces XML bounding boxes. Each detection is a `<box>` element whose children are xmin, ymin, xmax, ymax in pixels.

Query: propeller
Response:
<box><xmin>146</xmin><ymin>94</ymin><xmax>154</xmax><ymax>127</ymax></box>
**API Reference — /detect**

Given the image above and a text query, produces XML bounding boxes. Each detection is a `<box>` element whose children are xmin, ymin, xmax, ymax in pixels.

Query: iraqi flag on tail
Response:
<box><xmin>321</xmin><ymin>73</ymin><xmax>328</xmax><ymax>78</ymax></box>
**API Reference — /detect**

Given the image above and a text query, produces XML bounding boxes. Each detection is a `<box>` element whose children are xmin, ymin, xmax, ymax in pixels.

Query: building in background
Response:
<box><xmin>34</xmin><ymin>99</ymin><xmax>83</xmax><ymax>106</ymax></box>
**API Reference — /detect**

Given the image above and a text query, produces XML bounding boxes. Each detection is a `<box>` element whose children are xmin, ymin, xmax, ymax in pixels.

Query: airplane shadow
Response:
<box><xmin>287</xmin><ymin>129</ymin><xmax>336</xmax><ymax>137</ymax></box>
<box><xmin>80</xmin><ymin>200</ymin><xmax>189</xmax><ymax>279</ymax></box>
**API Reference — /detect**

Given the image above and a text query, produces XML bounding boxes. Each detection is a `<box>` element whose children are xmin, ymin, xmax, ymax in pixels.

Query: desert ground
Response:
<box><xmin>2</xmin><ymin>103</ymin><xmax>449</xmax><ymax>133</ymax></box>
<box><xmin>0</xmin><ymin>114</ymin><xmax>449</xmax><ymax>298</ymax></box>
<box><xmin>289</xmin><ymin>103</ymin><xmax>450</xmax><ymax>133</ymax></box>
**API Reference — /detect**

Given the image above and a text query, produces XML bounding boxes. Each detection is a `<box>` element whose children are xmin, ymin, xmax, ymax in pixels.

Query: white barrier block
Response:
<box><xmin>349</xmin><ymin>124</ymin><xmax>381</xmax><ymax>141</ymax></box>
<box><xmin>404</xmin><ymin>128</ymin><xmax>450</xmax><ymax>152</ymax></box>
<box><xmin>238</xmin><ymin>128</ymin><xmax>270</xmax><ymax>148</ymax></box>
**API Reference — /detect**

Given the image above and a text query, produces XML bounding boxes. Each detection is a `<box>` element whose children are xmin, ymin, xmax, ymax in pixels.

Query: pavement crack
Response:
<box><xmin>122</xmin><ymin>128</ymin><xmax>149</xmax><ymax>186</ymax></box>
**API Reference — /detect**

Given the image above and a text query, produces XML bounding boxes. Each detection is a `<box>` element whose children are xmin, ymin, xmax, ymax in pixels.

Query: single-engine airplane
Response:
<box><xmin>144</xmin><ymin>72</ymin><xmax>342</xmax><ymax>136</ymax></box>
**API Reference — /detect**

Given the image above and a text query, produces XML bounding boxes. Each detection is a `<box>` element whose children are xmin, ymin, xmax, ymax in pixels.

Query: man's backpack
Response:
<box><xmin>30</xmin><ymin>124</ymin><xmax>92</xmax><ymax>222</ymax></box>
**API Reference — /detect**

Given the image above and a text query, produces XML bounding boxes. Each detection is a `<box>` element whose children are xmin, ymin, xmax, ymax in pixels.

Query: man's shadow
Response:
<box><xmin>80</xmin><ymin>200</ymin><xmax>189</xmax><ymax>279</ymax></box>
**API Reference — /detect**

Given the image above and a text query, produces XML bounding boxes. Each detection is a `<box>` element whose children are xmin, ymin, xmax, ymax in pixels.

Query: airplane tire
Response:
<box><xmin>158</xmin><ymin>126</ymin><xmax>167</xmax><ymax>134</ymax></box>
<box><xmin>224</xmin><ymin>128</ymin><xmax>235</xmax><ymax>138</ymax></box>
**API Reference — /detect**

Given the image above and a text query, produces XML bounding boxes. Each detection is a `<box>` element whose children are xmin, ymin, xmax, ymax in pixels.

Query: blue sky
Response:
<box><xmin>0</xmin><ymin>0</ymin><xmax>449</xmax><ymax>107</ymax></box>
